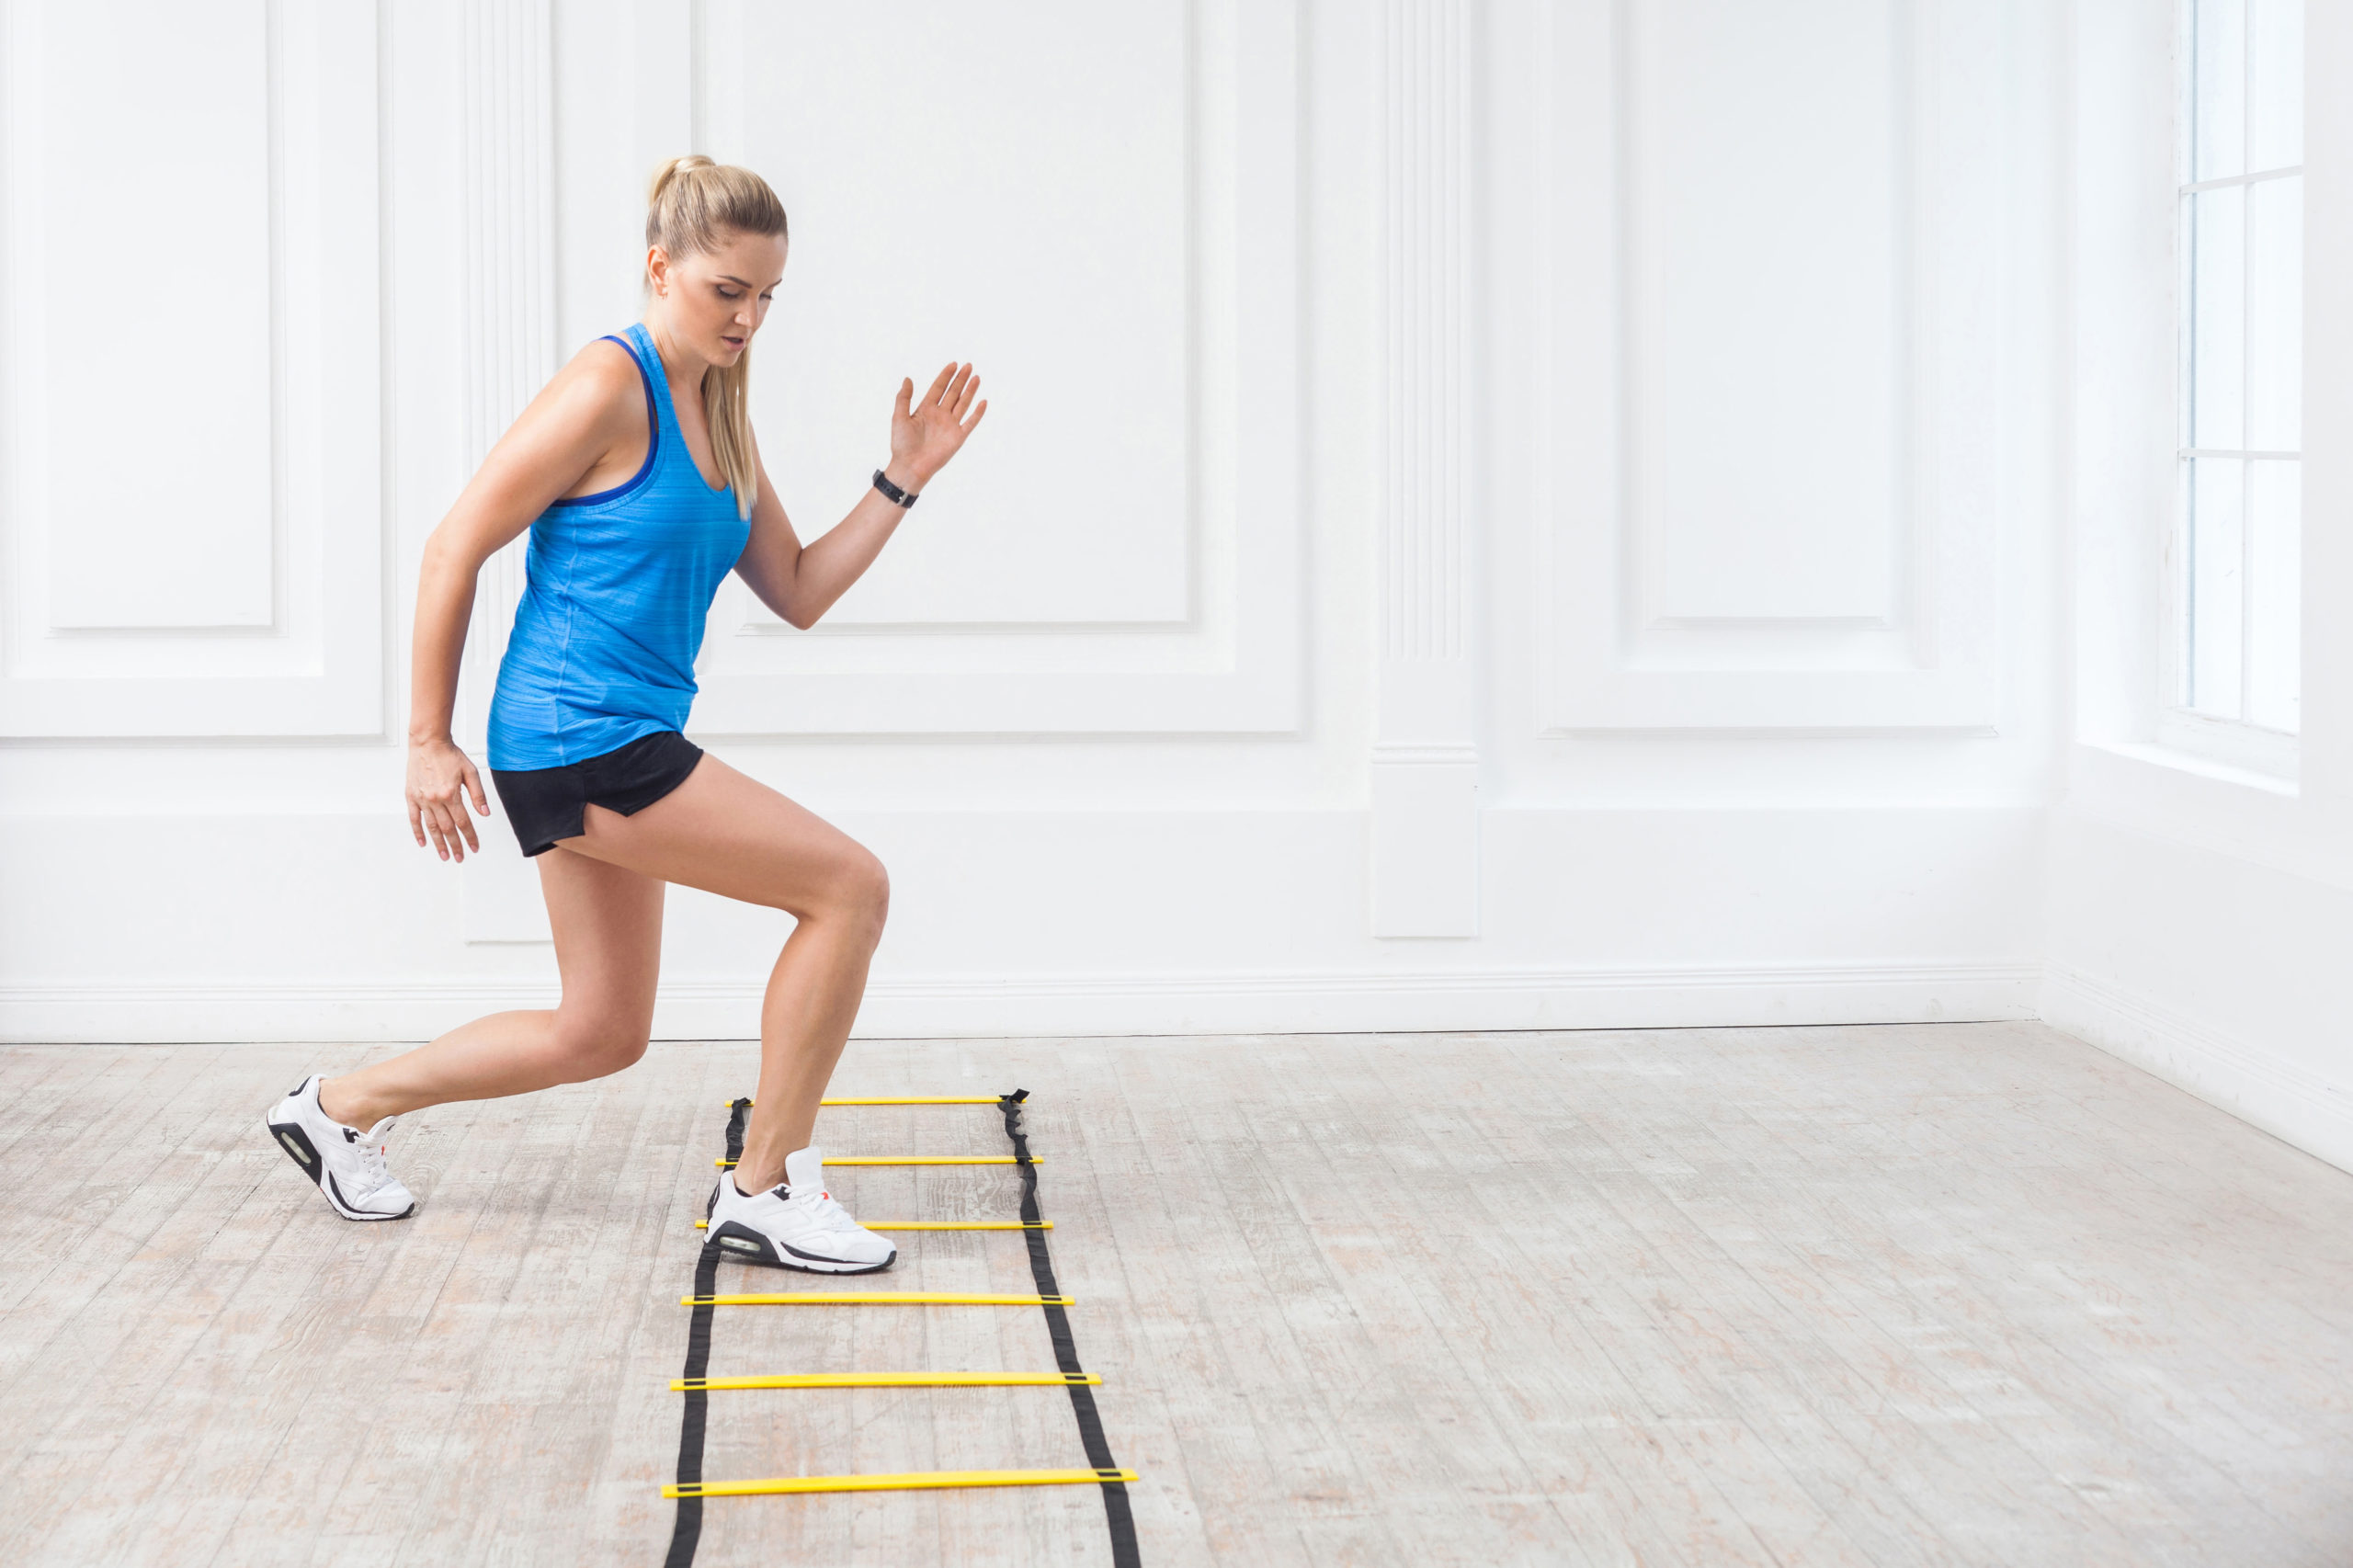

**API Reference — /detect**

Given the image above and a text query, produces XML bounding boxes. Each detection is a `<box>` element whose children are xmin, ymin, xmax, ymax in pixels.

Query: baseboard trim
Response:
<box><xmin>2041</xmin><ymin>962</ymin><xmax>2353</xmax><ymax>1176</ymax></box>
<box><xmin>0</xmin><ymin>960</ymin><xmax>2039</xmax><ymax>1044</ymax></box>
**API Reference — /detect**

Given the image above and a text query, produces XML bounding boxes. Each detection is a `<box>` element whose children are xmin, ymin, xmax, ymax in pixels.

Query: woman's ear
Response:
<box><xmin>645</xmin><ymin>244</ymin><xmax>671</xmax><ymax>298</ymax></box>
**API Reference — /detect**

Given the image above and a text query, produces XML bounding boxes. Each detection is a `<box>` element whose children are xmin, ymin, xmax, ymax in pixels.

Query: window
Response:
<box><xmin>2171</xmin><ymin>0</ymin><xmax>2302</xmax><ymax>765</ymax></box>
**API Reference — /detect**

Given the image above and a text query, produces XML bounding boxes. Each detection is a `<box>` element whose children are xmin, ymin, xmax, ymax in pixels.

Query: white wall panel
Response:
<box><xmin>1542</xmin><ymin>0</ymin><xmax>2000</xmax><ymax>729</ymax></box>
<box><xmin>710</xmin><ymin>3</ymin><xmax>1188</xmax><ymax>629</ymax></box>
<box><xmin>40</xmin><ymin>1</ymin><xmax>276</xmax><ymax>631</ymax></box>
<box><xmin>1635</xmin><ymin>0</ymin><xmax>1902</xmax><ymax>625</ymax></box>
<box><xmin>0</xmin><ymin>0</ymin><xmax>384</xmax><ymax>736</ymax></box>
<box><xmin>683</xmin><ymin>0</ymin><xmax>1301</xmax><ymax>735</ymax></box>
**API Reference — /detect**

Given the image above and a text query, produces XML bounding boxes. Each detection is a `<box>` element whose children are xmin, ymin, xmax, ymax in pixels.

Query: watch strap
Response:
<box><xmin>871</xmin><ymin>468</ymin><xmax>919</xmax><ymax>508</ymax></box>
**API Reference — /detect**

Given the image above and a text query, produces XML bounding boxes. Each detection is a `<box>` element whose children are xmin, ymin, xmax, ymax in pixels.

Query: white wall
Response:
<box><xmin>2046</xmin><ymin>0</ymin><xmax>2353</xmax><ymax>1175</ymax></box>
<box><xmin>0</xmin><ymin>0</ymin><xmax>2062</xmax><ymax>1045</ymax></box>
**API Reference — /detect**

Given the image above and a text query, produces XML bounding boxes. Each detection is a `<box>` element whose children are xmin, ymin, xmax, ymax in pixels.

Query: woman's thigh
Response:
<box><xmin>553</xmin><ymin>752</ymin><xmax>880</xmax><ymax>918</ymax></box>
<box><xmin>537</xmin><ymin>843</ymin><xmax>666</xmax><ymax>1035</ymax></box>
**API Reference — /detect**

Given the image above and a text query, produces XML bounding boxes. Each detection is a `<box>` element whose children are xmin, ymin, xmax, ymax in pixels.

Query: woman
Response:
<box><xmin>262</xmin><ymin>155</ymin><xmax>985</xmax><ymax>1275</ymax></box>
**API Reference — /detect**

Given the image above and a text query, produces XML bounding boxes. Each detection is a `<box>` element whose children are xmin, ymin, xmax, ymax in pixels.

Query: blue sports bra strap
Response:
<box><xmin>600</xmin><ymin>331</ymin><xmax>659</xmax><ymax>439</ymax></box>
<box><xmin>541</xmin><ymin>331</ymin><xmax>661</xmax><ymax>509</ymax></box>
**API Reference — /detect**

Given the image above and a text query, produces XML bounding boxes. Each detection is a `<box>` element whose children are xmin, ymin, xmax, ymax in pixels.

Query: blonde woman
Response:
<box><xmin>263</xmin><ymin>156</ymin><xmax>985</xmax><ymax>1273</ymax></box>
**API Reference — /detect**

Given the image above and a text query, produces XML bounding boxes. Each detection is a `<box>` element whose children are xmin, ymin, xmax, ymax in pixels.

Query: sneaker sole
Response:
<box><xmin>708</xmin><ymin>1218</ymin><xmax>895</xmax><ymax>1275</ymax></box>
<box><xmin>266</xmin><ymin>1111</ymin><xmax>415</xmax><ymax>1222</ymax></box>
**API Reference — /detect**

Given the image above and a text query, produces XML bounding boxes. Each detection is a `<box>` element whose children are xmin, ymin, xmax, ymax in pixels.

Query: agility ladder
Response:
<box><xmin>661</xmin><ymin>1091</ymin><xmax>1139</xmax><ymax>1568</ymax></box>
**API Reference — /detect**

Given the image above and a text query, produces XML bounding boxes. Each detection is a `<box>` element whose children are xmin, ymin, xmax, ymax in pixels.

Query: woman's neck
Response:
<box><xmin>642</xmin><ymin>313</ymin><xmax>716</xmax><ymax>391</ymax></box>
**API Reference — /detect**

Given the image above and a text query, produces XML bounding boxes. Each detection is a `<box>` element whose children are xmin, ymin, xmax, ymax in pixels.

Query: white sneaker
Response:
<box><xmin>706</xmin><ymin>1145</ymin><xmax>895</xmax><ymax>1274</ymax></box>
<box><xmin>264</xmin><ymin>1074</ymin><xmax>416</xmax><ymax>1221</ymax></box>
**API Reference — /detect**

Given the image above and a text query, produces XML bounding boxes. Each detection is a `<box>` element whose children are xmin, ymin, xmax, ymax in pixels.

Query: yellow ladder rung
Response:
<box><xmin>684</xmin><ymin>1292</ymin><xmax>1071</xmax><ymax>1307</ymax></box>
<box><xmin>728</xmin><ymin>1096</ymin><xmax>1011</xmax><ymax>1108</ymax></box>
<box><xmin>715</xmin><ymin>1155</ymin><xmax>1035</xmax><ymax>1168</ymax></box>
<box><xmin>695</xmin><ymin>1219</ymin><xmax>1050</xmax><ymax>1231</ymax></box>
<box><xmin>674</xmin><ymin>1371</ymin><xmax>1098</xmax><ymax>1392</ymax></box>
<box><xmin>666</xmin><ymin>1467</ymin><xmax>1135</xmax><ymax>1499</ymax></box>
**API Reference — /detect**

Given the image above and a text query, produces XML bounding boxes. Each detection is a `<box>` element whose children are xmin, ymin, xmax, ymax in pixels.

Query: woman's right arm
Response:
<box><xmin>406</xmin><ymin>341</ymin><xmax>643</xmax><ymax>862</ymax></box>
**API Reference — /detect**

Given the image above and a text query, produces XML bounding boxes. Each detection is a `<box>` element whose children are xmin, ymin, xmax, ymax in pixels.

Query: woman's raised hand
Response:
<box><xmin>888</xmin><ymin>361</ymin><xmax>989</xmax><ymax>488</ymax></box>
<box><xmin>407</xmin><ymin>735</ymin><xmax>491</xmax><ymax>862</ymax></box>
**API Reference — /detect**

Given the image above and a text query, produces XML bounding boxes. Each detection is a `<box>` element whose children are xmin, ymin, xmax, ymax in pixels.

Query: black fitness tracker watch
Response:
<box><xmin>871</xmin><ymin>468</ymin><xmax>919</xmax><ymax>508</ymax></box>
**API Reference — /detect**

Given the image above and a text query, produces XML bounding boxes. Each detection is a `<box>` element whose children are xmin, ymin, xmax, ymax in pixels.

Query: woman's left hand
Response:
<box><xmin>886</xmin><ymin>361</ymin><xmax>987</xmax><ymax>490</ymax></box>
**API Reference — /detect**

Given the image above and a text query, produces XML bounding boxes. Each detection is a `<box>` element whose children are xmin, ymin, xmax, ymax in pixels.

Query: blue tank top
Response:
<box><xmin>487</xmin><ymin>323</ymin><xmax>752</xmax><ymax>770</ymax></box>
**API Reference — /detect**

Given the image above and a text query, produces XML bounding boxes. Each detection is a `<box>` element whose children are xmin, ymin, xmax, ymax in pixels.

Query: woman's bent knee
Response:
<box><xmin>850</xmin><ymin>850</ymin><xmax>890</xmax><ymax>929</ymax></box>
<box><xmin>795</xmin><ymin>846</ymin><xmax>888</xmax><ymax>943</ymax></box>
<box><xmin>776</xmin><ymin>844</ymin><xmax>888</xmax><ymax>936</ymax></box>
<box><xmin>551</xmin><ymin>1020</ymin><xmax>650</xmax><ymax>1079</ymax></box>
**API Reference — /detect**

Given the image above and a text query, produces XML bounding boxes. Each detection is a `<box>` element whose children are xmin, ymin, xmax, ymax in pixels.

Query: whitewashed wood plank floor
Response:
<box><xmin>0</xmin><ymin>1021</ymin><xmax>2347</xmax><ymax>1567</ymax></box>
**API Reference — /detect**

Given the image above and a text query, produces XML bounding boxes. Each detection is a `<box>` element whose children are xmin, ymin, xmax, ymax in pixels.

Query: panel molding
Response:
<box><xmin>455</xmin><ymin>0</ymin><xmax>559</xmax><ymax>944</ymax></box>
<box><xmin>1372</xmin><ymin>0</ymin><xmax>1482</xmax><ymax>937</ymax></box>
<box><xmin>676</xmin><ymin>0</ymin><xmax>1302</xmax><ymax>736</ymax></box>
<box><xmin>0</xmin><ymin>0</ymin><xmax>384</xmax><ymax>738</ymax></box>
<box><xmin>455</xmin><ymin>0</ymin><xmax>557</xmax><ymax>760</ymax></box>
<box><xmin>1539</xmin><ymin>0</ymin><xmax>2003</xmax><ymax>731</ymax></box>
<box><xmin>1381</xmin><ymin>0</ymin><xmax>1471</xmax><ymax>669</ymax></box>
<box><xmin>0</xmin><ymin>960</ymin><xmax>2041</xmax><ymax>1043</ymax></box>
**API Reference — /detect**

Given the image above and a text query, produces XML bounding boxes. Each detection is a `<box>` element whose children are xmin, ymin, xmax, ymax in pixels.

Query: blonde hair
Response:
<box><xmin>645</xmin><ymin>154</ymin><xmax>789</xmax><ymax>519</ymax></box>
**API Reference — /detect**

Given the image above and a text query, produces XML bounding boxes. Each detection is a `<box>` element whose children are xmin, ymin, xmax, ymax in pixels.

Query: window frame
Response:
<box><xmin>2162</xmin><ymin>0</ymin><xmax>2302</xmax><ymax>775</ymax></box>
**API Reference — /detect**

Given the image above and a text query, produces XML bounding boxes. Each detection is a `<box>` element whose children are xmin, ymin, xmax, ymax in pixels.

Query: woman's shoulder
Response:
<box><xmin>558</xmin><ymin>333</ymin><xmax>645</xmax><ymax>398</ymax></box>
<box><xmin>529</xmin><ymin>334</ymin><xmax>650</xmax><ymax>440</ymax></box>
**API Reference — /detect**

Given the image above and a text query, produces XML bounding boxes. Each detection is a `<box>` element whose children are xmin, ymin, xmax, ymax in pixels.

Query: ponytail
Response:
<box><xmin>645</xmin><ymin>154</ymin><xmax>789</xmax><ymax>520</ymax></box>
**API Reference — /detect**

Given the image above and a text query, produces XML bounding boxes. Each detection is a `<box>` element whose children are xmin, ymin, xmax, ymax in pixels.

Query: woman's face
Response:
<box><xmin>649</xmin><ymin>229</ymin><xmax>788</xmax><ymax>368</ymax></box>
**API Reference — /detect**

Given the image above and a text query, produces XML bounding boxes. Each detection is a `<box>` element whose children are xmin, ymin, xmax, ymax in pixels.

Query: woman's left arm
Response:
<box><xmin>735</xmin><ymin>359</ymin><xmax>988</xmax><ymax>629</ymax></box>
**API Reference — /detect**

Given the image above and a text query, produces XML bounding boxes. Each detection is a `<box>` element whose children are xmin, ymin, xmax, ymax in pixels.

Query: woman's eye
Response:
<box><xmin>717</xmin><ymin>287</ymin><xmax>741</xmax><ymax>300</ymax></box>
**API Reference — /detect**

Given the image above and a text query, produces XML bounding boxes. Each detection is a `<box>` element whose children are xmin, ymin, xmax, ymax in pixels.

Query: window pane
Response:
<box><xmin>2245</xmin><ymin>460</ymin><xmax>2301</xmax><ymax>731</ymax></box>
<box><xmin>2188</xmin><ymin>457</ymin><xmax>2245</xmax><ymax>717</ymax></box>
<box><xmin>2248</xmin><ymin>0</ymin><xmax>2302</xmax><ymax>171</ymax></box>
<box><xmin>2245</xmin><ymin>175</ymin><xmax>2302</xmax><ymax>449</ymax></box>
<box><xmin>2194</xmin><ymin>0</ymin><xmax>2247</xmax><ymax>180</ymax></box>
<box><xmin>2189</xmin><ymin>186</ymin><xmax>2245</xmax><ymax>449</ymax></box>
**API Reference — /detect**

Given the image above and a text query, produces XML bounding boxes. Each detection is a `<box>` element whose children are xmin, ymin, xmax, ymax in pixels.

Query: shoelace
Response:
<box><xmin>353</xmin><ymin>1119</ymin><xmax>395</xmax><ymax>1193</ymax></box>
<box><xmin>777</xmin><ymin>1184</ymin><xmax>862</xmax><ymax>1233</ymax></box>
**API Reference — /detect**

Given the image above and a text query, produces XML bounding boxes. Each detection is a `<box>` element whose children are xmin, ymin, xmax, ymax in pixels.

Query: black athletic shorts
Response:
<box><xmin>490</xmin><ymin>729</ymin><xmax>705</xmax><ymax>857</ymax></box>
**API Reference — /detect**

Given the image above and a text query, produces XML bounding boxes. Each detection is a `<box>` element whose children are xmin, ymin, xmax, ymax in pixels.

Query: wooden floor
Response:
<box><xmin>1</xmin><ymin>1023</ymin><xmax>2349</xmax><ymax>1566</ymax></box>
